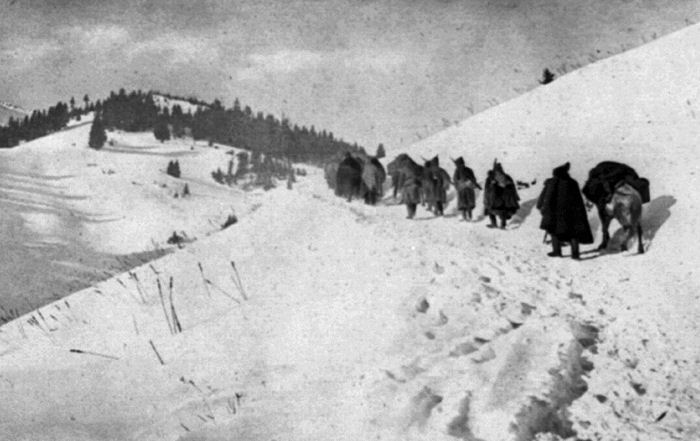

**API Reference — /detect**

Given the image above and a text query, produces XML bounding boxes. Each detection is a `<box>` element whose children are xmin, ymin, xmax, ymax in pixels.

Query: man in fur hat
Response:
<box><xmin>537</xmin><ymin>162</ymin><xmax>593</xmax><ymax>259</ymax></box>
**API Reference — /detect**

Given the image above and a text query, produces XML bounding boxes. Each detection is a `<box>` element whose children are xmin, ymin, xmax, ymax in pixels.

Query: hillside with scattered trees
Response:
<box><xmin>1</xmin><ymin>89</ymin><xmax>368</xmax><ymax>165</ymax></box>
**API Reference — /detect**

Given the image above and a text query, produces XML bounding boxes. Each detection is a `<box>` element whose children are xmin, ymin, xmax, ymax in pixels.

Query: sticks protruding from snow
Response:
<box><xmin>132</xmin><ymin>315</ymin><xmax>140</xmax><ymax>336</ymax></box>
<box><xmin>157</xmin><ymin>279</ymin><xmax>174</xmax><ymax>335</ymax></box>
<box><xmin>207</xmin><ymin>280</ymin><xmax>242</xmax><ymax>304</ymax></box>
<box><xmin>69</xmin><ymin>348</ymin><xmax>120</xmax><ymax>360</ymax></box>
<box><xmin>198</xmin><ymin>262</ymin><xmax>241</xmax><ymax>304</ymax></box>
<box><xmin>197</xmin><ymin>263</ymin><xmax>212</xmax><ymax>298</ymax></box>
<box><xmin>169</xmin><ymin>277</ymin><xmax>183</xmax><ymax>334</ymax></box>
<box><xmin>129</xmin><ymin>272</ymin><xmax>147</xmax><ymax>303</ymax></box>
<box><xmin>230</xmin><ymin>261</ymin><xmax>249</xmax><ymax>300</ymax></box>
<box><xmin>149</xmin><ymin>339</ymin><xmax>165</xmax><ymax>365</ymax></box>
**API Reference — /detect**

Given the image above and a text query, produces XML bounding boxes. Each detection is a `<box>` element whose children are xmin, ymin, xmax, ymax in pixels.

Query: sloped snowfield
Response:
<box><xmin>0</xmin><ymin>120</ymin><xmax>261</xmax><ymax>318</ymax></box>
<box><xmin>2</xmin><ymin>23</ymin><xmax>700</xmax><ymax>441</ymax></box>
<box><xmin>0</xmin><ymin>164</ymin><xmax>697</xmax><ymax>441</ymax></box>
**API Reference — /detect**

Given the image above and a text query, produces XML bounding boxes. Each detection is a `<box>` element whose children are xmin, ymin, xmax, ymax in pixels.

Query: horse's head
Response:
<box><xmin>582</xmin><ymin>177</ymin><xmax>610</xmax><ymax>207</ymax></box>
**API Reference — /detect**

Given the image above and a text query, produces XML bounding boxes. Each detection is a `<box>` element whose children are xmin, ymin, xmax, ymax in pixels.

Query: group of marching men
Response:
<box><xmin>326</xmin><ymin>152</ymin><xmax>650</xmax><ymax>259</ymax></box>
<box><xmin>386</xmin><ymin>154</ymin><xmax>521</xmax><ymax>227</ymax></box>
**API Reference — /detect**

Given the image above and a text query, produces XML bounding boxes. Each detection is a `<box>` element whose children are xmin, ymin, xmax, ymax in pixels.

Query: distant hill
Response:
<box><xmin>0</xmin><ymin>102</ymin><xmax>28</xmax><ymax>126</ymax></box>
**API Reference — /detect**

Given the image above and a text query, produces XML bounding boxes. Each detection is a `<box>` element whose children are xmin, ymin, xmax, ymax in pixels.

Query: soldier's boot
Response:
<box><xmin>571</xmin><ymin>239</ymin><xmax>581</xmax><ymax>260</ymax></box>
<box><xmin>487</xmin><ymin>214</ymin><xmax>498</xmax><ymax>228</ymax></box>
<box><xmin>436</xmin><ymin>202</ymin><xmax>444</xmax><ymax>216</ymax></box>
<box><xmin>500</xmin><ymin>216</ymin><xmax>507</xmax><ymax>229</ymax></box>
<box><xmin>548</xmin><ymin>236</ymin><xmax>563</xmax><ymax>257</ymax></box>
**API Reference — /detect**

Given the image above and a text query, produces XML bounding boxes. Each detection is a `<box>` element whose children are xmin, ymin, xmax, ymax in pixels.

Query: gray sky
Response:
<box><xmin>1</xmin><ymin>0</ymin><xmax>699</xmax><ymax>149</ymax></box>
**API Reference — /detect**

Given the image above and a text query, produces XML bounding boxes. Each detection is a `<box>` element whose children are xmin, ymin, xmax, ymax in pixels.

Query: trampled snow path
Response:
<box><xmin>1</xmin><ymin>168</ymin><xmax>698</xmax><ymax>441</ymax></box>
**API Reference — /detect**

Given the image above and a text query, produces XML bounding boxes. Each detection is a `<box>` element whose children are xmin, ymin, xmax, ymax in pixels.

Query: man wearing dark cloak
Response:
<box><xmin>484</xmin><ymin>162</ymin><xmax>520</xmax><ymax>229</ymax></box>
<box><xmin>537</xmin><ymin>162</ymin><xmax>594</xmax><ymax>259</ymax></box>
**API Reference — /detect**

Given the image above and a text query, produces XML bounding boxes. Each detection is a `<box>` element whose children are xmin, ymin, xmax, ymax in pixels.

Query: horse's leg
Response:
<box><xmin>598</xmin><ymin>204</ymin><xmax>611</xmax><ymax>250</ymax></box>
<box><xmin>407</xmin><ymin>203</ymin><xmax>416</xmax><ymax>219</ymax></box>
<box><xmin>620</xmin><ymin>226</ymin><xmax>630</xmax><ymax>252</ymax></box>
<box><xmin>637</xmin><ymin>223</ymin><xmax>644</xmax><ymax>254</ymax></box>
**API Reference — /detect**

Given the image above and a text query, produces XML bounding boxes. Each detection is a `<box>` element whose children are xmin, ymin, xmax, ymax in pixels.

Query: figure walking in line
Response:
<box><xmin>403</xmin><ymin>173</ymin><xmax>423</xmax><ymax>219</ymax></box>
<box><xmin>483</xmin><ymin>161</ymin><xmax>519</xmax><ymax>229</ymax></box>
<box><xmin>452</xmin><ymin>157</ymin><xmax>481</xmax><ymax>221</ymax></box>
<box><xmin>537</xmin><ymin>162</ymin><xmax>593</xmax><ymax>259</ymax></box>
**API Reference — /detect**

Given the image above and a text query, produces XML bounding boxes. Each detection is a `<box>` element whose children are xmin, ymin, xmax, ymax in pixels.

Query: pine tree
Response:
<box><xmin>235</xmin><ymin>152</ymin><xmax>249</xmax><ymax>177</ymax></box>
<box><xmin>88</xmin><ymin>116</ymin><xmax>107</xmax><ymax>149</ymax></box>
<box><xmin>376</xmin><ymin>143</ymin><xmax>386</xmax><ymax>158</ymax></box>
<box><xmin>539</xmin><ymin>68</ymin><xmax>555</xmax><ymax>85</ymax></box>
<box><xmin>154</xmin><ymin>118</ymin><xmax>170</xmax><ymax>142</ymax></box>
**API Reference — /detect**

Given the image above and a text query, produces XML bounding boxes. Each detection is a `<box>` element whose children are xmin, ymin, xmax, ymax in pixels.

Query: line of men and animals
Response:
<box><xmin>324</xmin><ymin>152</ymin><xmax>650</xmax><ymax>260</ymax></box>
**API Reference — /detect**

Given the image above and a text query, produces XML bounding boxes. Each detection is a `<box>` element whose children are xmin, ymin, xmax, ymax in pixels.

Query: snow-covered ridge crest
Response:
<box><xmin>152</xmin><ymin>93</ymin><xmax>208</xmax><ymax>115</ymax></box>
<box><xmin>403</xmin><ymin>21</ymin><xmax>700</xmax><ymax>188</ymax></box>
<box><xmin>0</xmin><ymin>101</ymin><xmax>29</xmax><ymax>115</ymax></box>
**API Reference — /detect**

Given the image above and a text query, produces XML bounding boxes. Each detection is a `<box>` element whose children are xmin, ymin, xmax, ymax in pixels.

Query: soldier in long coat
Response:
<box><xmin>453</xmin><ymin>157</ymin><xmax>481</xmax><ymax>221</ymax></box>
<box><xmin>484</xmin><ymin>162</ymin><xmax>520</xmax><ymax>228</ymax></box>
<box><xmin>537</xmin><ymin>162</ymin><xmax>593</xmax><ymax>259</ymax></box>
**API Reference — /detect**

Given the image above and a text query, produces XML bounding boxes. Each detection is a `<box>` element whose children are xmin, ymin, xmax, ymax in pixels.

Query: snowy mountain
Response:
<box><xmin>0</xmin><ymin>101</ymin><xmax>29</xmax><ymax>126</ymax></box>
<box><xmin>2</xmin><ymin>22</ymin><xmax>700</xmax><ymax>441</ymax></box>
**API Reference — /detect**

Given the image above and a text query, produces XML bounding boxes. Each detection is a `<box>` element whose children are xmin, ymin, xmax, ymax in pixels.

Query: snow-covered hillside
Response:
<box><xmin>0</xmin><ymin>101</ymin><xmax>28</xmax><ymax>126</ymax></box>
<box><xmin>0</xmin><ymin>120</ymin><xmax>263</xmax><ymax>318</ymax></box>
<box><xmin>2</xmin><ymin>22</ymin><xmax>700</xmax><ymax>441</ymax></box>
<box><xmin>152</xmin><ymin>94</ymin><xmax>207</xmax><ymax>115</ymax></box>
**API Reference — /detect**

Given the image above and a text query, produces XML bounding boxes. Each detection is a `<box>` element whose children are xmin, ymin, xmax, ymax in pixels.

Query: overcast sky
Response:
<box><xmin>1</xmin><ymin>0</ymin><xmax>699</xmax><ymax>148</ymax></box>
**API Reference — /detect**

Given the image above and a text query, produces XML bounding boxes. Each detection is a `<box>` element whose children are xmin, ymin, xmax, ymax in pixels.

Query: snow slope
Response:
<box><xmin>152</xmin><ymin>94</ymin><xmax>207</xmax><ymax>115</ymax></box>
<box><xmin>2</xmin><ymin>22</ymin><xmax>700</xmax><ymax>441</ymax></box>
<box><xmin>0</xmin><ymin>120</ymin><xmax>261</xmax><ymax>318</ymax></box>
<box><xmin>0</xmin><ymin>101</ymin><xmax>28</xmax><ymax>126</ymax></box>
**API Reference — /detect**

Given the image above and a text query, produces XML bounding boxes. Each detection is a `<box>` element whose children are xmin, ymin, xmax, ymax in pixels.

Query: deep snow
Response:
<box><xmin>2</xmin><ymin>21</ymin><xmax>700</xmax><ymax>441</ymax></box>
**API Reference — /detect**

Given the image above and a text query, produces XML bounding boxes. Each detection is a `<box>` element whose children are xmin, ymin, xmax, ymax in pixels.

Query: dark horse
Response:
<box><xmin>582</xmin><ymin>161</ymin><xmax>650</xmax><ymax>254</ymax></box>
<box><xmin>335</xmin><ymin>153</ymin><xmax>363</xmax><ymax>202</ymax></box>
<box><xmin>360</xmin><ymin>155</ymin><xmax>386</xmax><ymax>205</ymax></box>
<box><xmin>387</xmin><ymin>153</ymin><xmax>423</xmax><ymax>200</ymax></box>
<box><xmin>421</xmin><ymin>156</ymin><xmax>451</xmax><ymax>216</ymax></box>
<box><xmin>387</xmin><ymin>153</ymin><xmax>426</xmax><ymax>218</ymax></box>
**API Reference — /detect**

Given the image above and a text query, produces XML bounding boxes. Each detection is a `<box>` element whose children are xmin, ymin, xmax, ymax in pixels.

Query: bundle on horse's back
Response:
<box><xmin>633</xmin><ymin>177</ymin><xmax>650</xmax><ymax>204</ymax></box>
<box><xmin>583</xmin><ymin>161</ymin><xmax>650</xmax><ymax>204</ymax></box>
